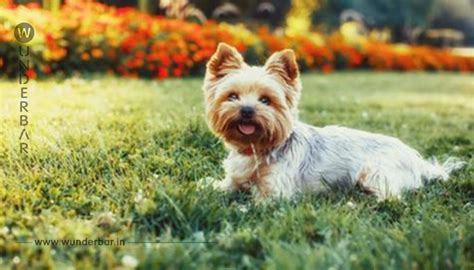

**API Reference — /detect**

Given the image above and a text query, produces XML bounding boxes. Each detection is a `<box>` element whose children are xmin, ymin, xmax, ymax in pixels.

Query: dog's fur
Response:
<box><xmin>203</xmin><ymin>43</ymin><xmax>465</xmax><ymax>200</ymax></box>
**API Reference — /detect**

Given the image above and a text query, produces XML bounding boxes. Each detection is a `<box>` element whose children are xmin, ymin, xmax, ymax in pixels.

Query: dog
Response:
<box><xmin>203</xmin><ymin>43</ymin><xmax>465</xmax><ymax>200</ymax></box>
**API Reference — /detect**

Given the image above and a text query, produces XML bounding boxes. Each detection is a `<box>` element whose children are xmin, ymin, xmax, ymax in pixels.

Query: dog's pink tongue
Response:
<box><xmin>238</xmin><ymin>124</ymin><xmax>255</xmax><ymax>135</ymax></box>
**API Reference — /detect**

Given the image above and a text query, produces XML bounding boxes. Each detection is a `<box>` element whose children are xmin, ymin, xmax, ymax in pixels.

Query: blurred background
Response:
<box><xmin>1</xmin><ymin>0</ymin><xmax>473</xmax><ymax>79</ymax></box>
<box><xmin>0</xmin><ymin>3</ymin><xmax>473</xmax><ymax>268</ymax></box>
<box><xmin>110</xmin><ymin>0</ymin><xmax>474</xmax><ymax>47</ymax></box>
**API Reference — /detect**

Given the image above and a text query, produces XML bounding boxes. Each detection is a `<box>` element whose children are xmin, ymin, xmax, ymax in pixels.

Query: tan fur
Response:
<box><xmin>221</xmin><ymin>153</ymin><xmax>272</xmax><ymax>198</ymax></box>
<box><xmin>264</xmin><ymin>49</ymin><xmax>301</xmax><ymax>108</ymax></box>
<box><xmin>203</xmin><ymin>43</ymin><xmax>302</xmax><ymax>197</ymax></box>
<box><xmin>203</xmin><ymin>43</ymin><xmax>299</xmax><ymax>157</ymax></box>
<box><xmin>250</xmin><ymin>163</ymin><xmax>272</xmax><ymax>197</ymax></box>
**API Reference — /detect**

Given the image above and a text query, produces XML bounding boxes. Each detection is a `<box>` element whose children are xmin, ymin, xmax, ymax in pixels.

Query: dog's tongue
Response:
<box><xmin>238</xmin><ymin>124</ymin><xmax>256</xmax><ymax>135</ymax></box>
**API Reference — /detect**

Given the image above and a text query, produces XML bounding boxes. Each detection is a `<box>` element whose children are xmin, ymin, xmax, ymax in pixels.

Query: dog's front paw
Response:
<box><xmin>212</xmin><ymin>178</ymin><xmax>235</xmax><ymax>192</ymax></box>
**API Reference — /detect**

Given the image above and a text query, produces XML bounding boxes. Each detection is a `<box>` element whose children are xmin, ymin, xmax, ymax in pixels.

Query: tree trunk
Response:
<box><xmin>138</xmin><ymin>0</ymin><xmax>150</xmax><ymax>14</ymax></box>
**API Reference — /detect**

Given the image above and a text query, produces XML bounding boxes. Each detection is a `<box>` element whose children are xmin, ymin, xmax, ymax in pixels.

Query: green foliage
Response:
<box><xmin>313</xmin><ymin>0</ymin><xmax>439</xmax><ymax>39</ymax></box>
<box><xmin>431</xmin><ymin>0</ymin><xmax>474</xmax><ymax>45</ymax></box>
<box><xmin>42</xmin><ymin>0</ymin><xmax>61</xmax><ymax>11</ymax></box>
<box><xmin>0</xmin><ymin>73</ymin><xmax>473</xmax><ymax>268</ymax></box>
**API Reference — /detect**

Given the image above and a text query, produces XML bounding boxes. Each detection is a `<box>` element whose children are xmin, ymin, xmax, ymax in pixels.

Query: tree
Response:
<box><xmin>431</xmin><ymin>0</ymin><xmax>474</xmax><ymax>45</ymax></box>
<box><xmin>312</xmin><ymin>0</ymin><xmax>439</xmax><ymax>42</ymax></box>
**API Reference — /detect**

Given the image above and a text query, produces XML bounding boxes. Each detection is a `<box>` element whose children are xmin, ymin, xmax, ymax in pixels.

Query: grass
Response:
<box><xmin>0</xmin><ymin>72</ymin><xmax>473</xmax><ymax>269</ymax></box>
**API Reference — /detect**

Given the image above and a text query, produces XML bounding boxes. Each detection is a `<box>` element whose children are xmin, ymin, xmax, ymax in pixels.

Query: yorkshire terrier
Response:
<box><xmin>203</xmin><ymin>43</ymin><xmax>465</xmax><ymax>200</ymax></box>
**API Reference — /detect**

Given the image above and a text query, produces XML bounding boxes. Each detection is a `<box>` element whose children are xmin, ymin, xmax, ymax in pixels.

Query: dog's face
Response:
<box><xmin>203</xmin><ymin>43</ymin><xmax>302</xmax><ymax>152</ymax></box>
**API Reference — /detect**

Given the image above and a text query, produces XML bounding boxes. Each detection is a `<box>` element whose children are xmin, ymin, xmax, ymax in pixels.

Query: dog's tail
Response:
<box><xmin>422</xmin><ymin>156</ymin><xmax>466</xmax><ymax>182</ymax></box>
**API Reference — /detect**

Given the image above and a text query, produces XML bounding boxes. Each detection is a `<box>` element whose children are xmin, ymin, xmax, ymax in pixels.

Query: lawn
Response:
<box><xmin>0</xmin><ymin>72</ymin><xmax>473</xmax><ymax>269</ymax></box>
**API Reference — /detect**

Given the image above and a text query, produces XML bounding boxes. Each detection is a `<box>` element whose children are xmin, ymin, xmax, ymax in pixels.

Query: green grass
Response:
<box><xmin>0</xmin><ymin>72</ymin><xmax>473</xmax><ymax>269</ymax></box>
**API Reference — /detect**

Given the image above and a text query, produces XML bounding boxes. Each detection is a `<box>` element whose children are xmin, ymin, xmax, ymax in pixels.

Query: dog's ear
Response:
<box><xmin>205</xmin><ymin>43</ymin><xmax>244</xmax><ymax>81</ymax></box>
<box><xmin>265</xmin><ymin>49</ymin><xmax>301</xmax><ymax>108</ymax></box>
<box><xmin>264</xmin><ymin>49</ymin><xmax>300</xmax><ymax>86</ymax></box>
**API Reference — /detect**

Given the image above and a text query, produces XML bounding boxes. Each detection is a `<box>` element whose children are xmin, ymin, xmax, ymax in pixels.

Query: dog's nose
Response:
<box><xmin>240</xmin><ymin>106</ymin><xmax>255</xmax><ymax>119</ymax></box>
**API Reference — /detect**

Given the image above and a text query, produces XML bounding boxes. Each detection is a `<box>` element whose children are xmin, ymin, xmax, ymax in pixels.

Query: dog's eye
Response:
<box><xmin>259</xmin><ymin>96</ymin><xmax>271</xmax><ymax>105</ymax></box>
<box><xmin>228</xmin><ymin>93</ymin><xmax>239</xmax><ymax>101</ymax></box>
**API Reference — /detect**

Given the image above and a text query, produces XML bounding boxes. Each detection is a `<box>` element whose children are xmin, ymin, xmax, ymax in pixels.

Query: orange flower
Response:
<box><xmin>2</xmin><ymin>1</ymin><xmax>472</xmax><ymax>79</ymax></box>
<box><xmin>81</xmin><ymin>53</ymin><xmax>90</xmax><ymax>61</ymax></box>
<box><xmin>135</xmin><ymin>50</ymin><xmax>145</xmax><ymax>59</ymax></box>
<box><xmin>91</xmin><ymin>48</ymin><xmax>103</xmax><ymax>58</ymax></box>
<box><xmin>135</xmin><ymin>58</ymin><xmax>144</xmax><ymax>68</ymax></box>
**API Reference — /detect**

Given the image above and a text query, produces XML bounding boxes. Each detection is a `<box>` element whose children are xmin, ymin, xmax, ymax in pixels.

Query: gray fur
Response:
<box><xmin>257</xmin><ymin>121</ymin><xmax>466</xmax><ymax>199</ymax></box>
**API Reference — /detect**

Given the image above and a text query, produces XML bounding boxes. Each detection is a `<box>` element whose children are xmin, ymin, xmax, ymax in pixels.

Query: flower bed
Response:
<box><xmin>1</xmin><ymin>1</ymin><xmax>473</xmax><ymax>80</ymax></box>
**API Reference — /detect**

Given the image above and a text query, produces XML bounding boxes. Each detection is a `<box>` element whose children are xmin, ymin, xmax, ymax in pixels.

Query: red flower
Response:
<box><xmin>172</xmin><ymin>67</ymin><xmax>183</xmax><ymax>77</ymax></box>
<box><xmin>172</xmin><ymin>54</ymin><xmax>186</xmax><ymax>65</ymax></box>
<box><xmin>322</xmin><ymin>64</ymin><xmax>333</xmax><ymax>74</ymax></box>
<box><xmin>3</xmin><ymin>1</ymin><xmax>473</xmax><ymax>80</ymax></box>
<box><xmin>159</xmin><ymin>54</ymin><xmax>171</xmax><ymax>67</ymax></box>
<box><xmin>157</xmin><ymin>67</ymin><xmax>168</xmax><ymax>80</ymax></box>
<box><xmin>26</xmin><ymin>68</ymin><xmax>37</xmax><ymax>79</ymax></box>
<box><xmin>116</xmin><ymin>7</ymin><xmax>134</xmax><ymax>15</ymax></box>
<box><xmin>45</xmin><ymin>32</ymin><xmax>54</xmax><ymax>44</ymax></box>
<box><xmin>42</xmin><ymin>65</ymin><xmax>51</xmax><ymax>74</ymax></box>
<box><xmin>135</xmin><ymin>50</ymin><xmax>145</xmax><ymax>59</ymax></box>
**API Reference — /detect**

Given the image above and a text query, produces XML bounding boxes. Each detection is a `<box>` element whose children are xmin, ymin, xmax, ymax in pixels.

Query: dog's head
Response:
<box><xmin>203</xmin><ymin>43</ymin><xmax>301</xmax><ymax>152</ymax></box>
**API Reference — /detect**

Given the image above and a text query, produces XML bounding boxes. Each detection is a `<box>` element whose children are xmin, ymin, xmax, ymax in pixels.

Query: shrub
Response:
<box><xmin>1</xmin><ymin>1</ymin><xmax>473</xmax><ymax>80</ymax></box>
